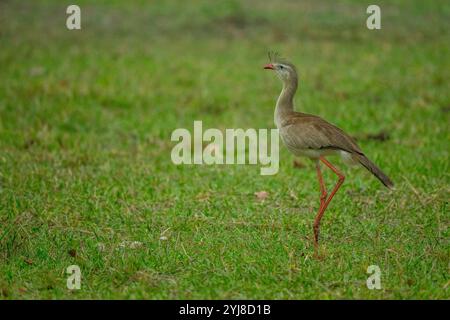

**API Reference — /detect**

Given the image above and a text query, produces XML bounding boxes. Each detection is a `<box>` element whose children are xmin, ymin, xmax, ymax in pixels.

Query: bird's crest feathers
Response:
<box><xmin>267</xmin><ymin>51</ymin><xmax>297</xmax><ymax>72</ymax></box>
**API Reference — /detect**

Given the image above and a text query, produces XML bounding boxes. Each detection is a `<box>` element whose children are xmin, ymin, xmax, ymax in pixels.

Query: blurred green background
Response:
<box><xmin>0</xmin><ymin>0</ymin><xmax>448</xmax><ymax>299</ymax></box>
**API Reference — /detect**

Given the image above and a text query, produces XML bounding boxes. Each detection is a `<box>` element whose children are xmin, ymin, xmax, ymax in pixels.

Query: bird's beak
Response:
<box><xmin>264</xmin><ymin>63</ymin><xmax>274</xmax><ymax>70</ymax></box>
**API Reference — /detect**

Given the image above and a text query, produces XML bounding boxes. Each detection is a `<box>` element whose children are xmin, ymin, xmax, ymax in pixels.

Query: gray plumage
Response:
<box><xmin>267</xmin><ymin>59</ymin><xmax>393</xmax><ymax>188</ymax></box>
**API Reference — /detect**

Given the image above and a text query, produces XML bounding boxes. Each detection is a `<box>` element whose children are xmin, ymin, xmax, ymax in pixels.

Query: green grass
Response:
<box><xmin>0</xmin><ymin>0</ymin><xmax>449</xmax><ymax>299</ymax></box>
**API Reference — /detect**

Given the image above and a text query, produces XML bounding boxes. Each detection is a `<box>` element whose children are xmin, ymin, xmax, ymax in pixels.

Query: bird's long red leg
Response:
<box><xmin>313</xmin><ymin>156</ymin><xmax>345</xmax><ymax>249</ymax></box>
<box><xmin>316</xmin><ymin>161</ymin><xmax>327</xmax><ymax>211</ymax></box>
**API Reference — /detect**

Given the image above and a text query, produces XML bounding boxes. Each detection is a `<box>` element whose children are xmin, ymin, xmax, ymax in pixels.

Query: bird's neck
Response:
<box><xmin>275</xmin><ymin>78</ymin><xmax>297</xmax><ymax>127</ymax></box>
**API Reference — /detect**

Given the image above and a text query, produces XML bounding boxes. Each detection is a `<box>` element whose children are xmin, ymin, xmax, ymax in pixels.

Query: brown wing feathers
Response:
<box><xmin>282</xmin><ymin>112</ymin><xmax>394</xmax><ymax>188</ymax></box>
<box><xmin>353</xmin><ymin>153</ymin><xmax>394</xmax><ymax>188</ymax></box>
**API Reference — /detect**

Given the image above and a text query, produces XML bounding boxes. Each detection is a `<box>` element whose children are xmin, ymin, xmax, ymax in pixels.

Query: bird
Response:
<box><xmin>263</xmin><ymin>53</ymin><xmax>393</xmax><ymax>250</ymax></box>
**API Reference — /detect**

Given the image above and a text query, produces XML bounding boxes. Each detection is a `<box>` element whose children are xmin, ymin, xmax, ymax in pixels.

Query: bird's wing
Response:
<box><xmin>279</xmin><ymin>113</ymin><xmax>364</xmax><ymax>155</ymax></box>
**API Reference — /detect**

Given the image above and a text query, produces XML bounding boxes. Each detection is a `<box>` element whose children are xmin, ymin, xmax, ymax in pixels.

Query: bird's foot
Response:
<box><xmin>313</xmin><ymin>243</ymin><xmax>325</xmax><ymax>260</ymax></box>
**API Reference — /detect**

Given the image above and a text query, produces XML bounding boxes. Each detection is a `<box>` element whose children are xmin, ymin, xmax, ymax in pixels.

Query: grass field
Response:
<box><xmin>0</xmin><ymin>0</ymin><xmax>449</xmax><ymax>299</ymax></box>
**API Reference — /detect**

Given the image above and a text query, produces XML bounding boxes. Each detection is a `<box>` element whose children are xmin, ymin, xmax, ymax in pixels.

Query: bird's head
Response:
<box><xmin>264</xmin><ymin>62</ymin><xmax>297</xmax><ymax>81</ymax></box>
<box><xmin>264</xmin><ymin>52</ymin><xmax>298</xmax><ymax>85</ymax></box>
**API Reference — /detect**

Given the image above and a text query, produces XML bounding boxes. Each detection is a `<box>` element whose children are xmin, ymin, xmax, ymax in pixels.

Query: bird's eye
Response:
<box><xmin>279</xmin><ymin>65</ymin><xmax>284</xmax><ymax>69</ymax></box>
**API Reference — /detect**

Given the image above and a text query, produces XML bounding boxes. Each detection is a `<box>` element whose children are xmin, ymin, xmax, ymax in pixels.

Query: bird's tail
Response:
<box><xmin>354</xmin><ymin>153</ymin><xmax>394</xmax><ymax>188</ymax></box>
